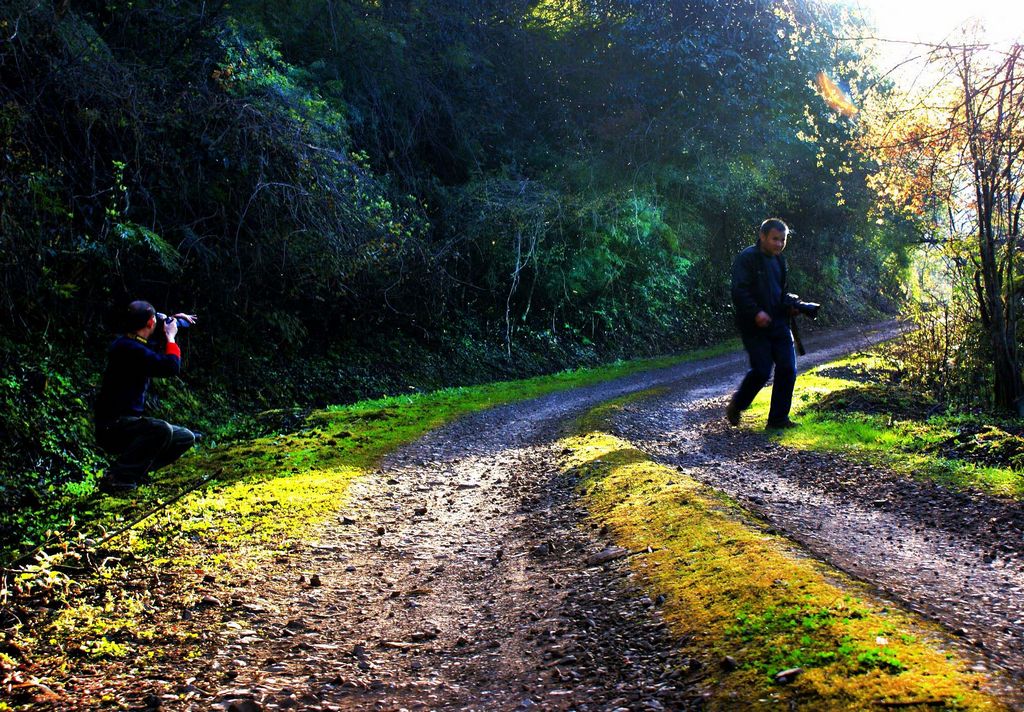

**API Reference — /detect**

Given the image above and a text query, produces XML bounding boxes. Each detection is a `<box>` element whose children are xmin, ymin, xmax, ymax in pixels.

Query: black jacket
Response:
<box><xmin>731</xmin><ymin>244</ymin><xmax>789</xmax><ymax>336</ymax></box>
<box><xmin>95</xmin><ymin>336</ymin><xmax>181</xmax><ymax>426</ymax></box>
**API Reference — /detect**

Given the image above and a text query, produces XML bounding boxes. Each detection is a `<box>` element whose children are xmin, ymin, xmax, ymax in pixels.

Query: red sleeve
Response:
<box><xmin>165</xmin><ymin>342</ymin><xmax>181</xmax><ymax>358</ymax></box>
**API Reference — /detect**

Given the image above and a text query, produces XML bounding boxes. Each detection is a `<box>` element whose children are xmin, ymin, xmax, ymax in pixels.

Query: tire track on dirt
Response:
<box><xmin>209</xmin><ymin>323</ymin><xmax>911</xmax><ymax>711</ymax></box>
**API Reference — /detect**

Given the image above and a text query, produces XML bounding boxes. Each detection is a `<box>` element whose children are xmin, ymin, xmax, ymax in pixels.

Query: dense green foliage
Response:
<box><xmin>1</xmin><ymin>0</ymin><xmax>914</xmax><ymax>553</ymax></box>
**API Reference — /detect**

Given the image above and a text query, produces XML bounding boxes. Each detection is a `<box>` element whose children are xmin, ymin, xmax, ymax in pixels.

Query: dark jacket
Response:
<box><xmin>95</xmin><ymin>335</ymin><xmax>181</xmax><ymax>426</ymax></box>
<box><xmin>731</xmin><ymin>243</ymin><xmax>789</xmax><ymax>336</ymax></box>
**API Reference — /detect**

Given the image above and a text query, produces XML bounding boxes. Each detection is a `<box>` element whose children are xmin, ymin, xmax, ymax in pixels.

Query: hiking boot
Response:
<box><xmin>725</xmin><ymin>399</ymin><xmax>741</xmax><ymax>426</ymax></box>
<box><xmin>765</xmin><ymin>418</ymin><xmax>799</xmax><ymax>430</ymax></box>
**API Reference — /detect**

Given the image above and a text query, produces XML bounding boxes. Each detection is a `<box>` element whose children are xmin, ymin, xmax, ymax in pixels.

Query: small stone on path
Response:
<box><xmin>585</xmin><ymin>546</ymin><xmax>629</xmax><ymax>567</ymax></box>
<box><xmin>774</xmin><ymin>667</ymin><xmax>803</xmax><ymax>684</ymax></box>
<box><xmin>531</xmin><ymin>542</ymin><xmax>552</xmax><ymax>557</ymax></box>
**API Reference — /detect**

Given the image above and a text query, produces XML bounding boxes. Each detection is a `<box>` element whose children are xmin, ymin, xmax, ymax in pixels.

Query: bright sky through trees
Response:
<box><xmin>855</xmin><ymin>0</ymin><xmax>1024</xmax><ymax>44</ymax></box>
<box><xmin>854</xmin><ymin>0</ymin><xmax>1024</xmax><ymax>56</ymax></box>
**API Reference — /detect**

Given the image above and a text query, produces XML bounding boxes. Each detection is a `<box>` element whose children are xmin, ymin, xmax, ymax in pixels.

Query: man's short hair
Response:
<box><xmin>125</xmin><ymin>300</ymin><xmax>156</xmax><ymax>331</ymax></box>
<box><xmin>759</xmin><ymin>218</ymin><xmax>789</xmax><ymax>236</ymax></box>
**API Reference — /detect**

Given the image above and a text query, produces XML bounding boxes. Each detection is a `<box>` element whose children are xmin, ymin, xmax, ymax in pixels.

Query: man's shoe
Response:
<box><xmin>725</xmin><ymin>400</ymin><xmax>741</xmax><ymax>426</ymax></box>
<box><xmin>765</xmin><ymin>418</ymin><xmax>799</xmax><ymax>430</ymax></box>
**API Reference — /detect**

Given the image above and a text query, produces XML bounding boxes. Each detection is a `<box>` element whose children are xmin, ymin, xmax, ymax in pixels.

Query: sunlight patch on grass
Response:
<box><xmin>562</xmin><ymin>423</ymin><xmax>1005</xmax><ymax>710</ymax></box>
<box><xmin>742</xmin><ymin>354</ymin><xmax>1024</xmax><ymax>498</ymax></box>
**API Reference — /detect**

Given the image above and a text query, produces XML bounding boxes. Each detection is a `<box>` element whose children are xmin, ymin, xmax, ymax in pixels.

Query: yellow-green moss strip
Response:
<box><xmin>102</xmin><ymin>342</ymin><xmax>735</xmax><ymax>565</ymax></box>
<box><xmin>742</xmin><ymin>353</ymin><xmax>1024</xmax><ymax>498</ymax></box>
<box><xmin>563</xmin><ymin>410</ymin><xmax>1005</xmax><ymax>709</ymax></box>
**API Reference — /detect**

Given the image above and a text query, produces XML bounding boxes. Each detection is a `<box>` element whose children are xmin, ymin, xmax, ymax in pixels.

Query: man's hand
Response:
<box><xmin>754</xmin><ymin>311</ymin><xmax>772</xmax><ymax>328</ymax></box>
<box><xmin>163</xmin><ymin>317</ymin><xmax>178</xmax><ymax>342</ymax></box>
<box><xmin>173</xmin><ymin>313</ymin><xmax>198</xmax><ymax>326</ymax></box>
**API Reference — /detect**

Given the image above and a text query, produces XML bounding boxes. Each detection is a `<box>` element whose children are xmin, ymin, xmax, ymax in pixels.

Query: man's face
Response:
<box><xmin>759</xmin><ymin>228</ymin><xmax>787</xmax><ymax>257</ymax></box>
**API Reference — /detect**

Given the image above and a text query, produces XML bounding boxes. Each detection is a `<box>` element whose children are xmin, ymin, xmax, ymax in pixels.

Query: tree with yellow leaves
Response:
<box><xmin>866</xmin><ymin>40</ymin><xmax>1024</xmax><ymax>412</ymax></box>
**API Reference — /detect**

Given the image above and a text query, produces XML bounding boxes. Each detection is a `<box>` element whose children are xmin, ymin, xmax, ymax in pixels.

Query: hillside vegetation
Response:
<box><xmin>0</xmin><ymin>0</ymin><xmax>912</xmax><ymax>553</ymax></box>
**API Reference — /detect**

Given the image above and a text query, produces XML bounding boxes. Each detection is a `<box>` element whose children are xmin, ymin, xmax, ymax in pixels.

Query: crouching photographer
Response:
<box><xmin>94</xmin><ymin>300</ymin><xmax>198</xmax><ymax>492</ymax></box>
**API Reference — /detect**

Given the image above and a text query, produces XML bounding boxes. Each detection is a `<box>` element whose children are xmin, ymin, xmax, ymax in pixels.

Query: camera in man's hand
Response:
<box><xmin>783</xmin><ymin>293</ymin><xmax>821</xmax><ymax>319</ymax></box>
<box><xmin>156</xmin><ymin>313</ymin><xmax>195</xmax><ymax>329</ymax></box>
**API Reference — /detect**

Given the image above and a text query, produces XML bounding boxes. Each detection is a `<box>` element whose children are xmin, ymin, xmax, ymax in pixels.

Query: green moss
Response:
<box><xmin>79</xmin><ymin>637</ymin><xmax>129</xmax><ymax>660</ymax></box>
<box><xmin>562</xmin><ymin>426</ymin><xmax>1006</xmax><ymax>710</ymax></box>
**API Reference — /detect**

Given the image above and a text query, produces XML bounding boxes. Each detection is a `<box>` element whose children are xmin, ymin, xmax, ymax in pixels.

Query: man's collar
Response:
<box><xmin>128</xmin><ymin>334</ymin><xmax>149</xmax><ymax>345</ymax></box>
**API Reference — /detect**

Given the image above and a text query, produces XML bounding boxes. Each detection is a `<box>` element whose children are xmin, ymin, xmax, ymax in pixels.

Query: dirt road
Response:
<box><xmin>208</xmin><ymin>323</ymin><xmax>1022</xmax><ymax>710</ymax></box>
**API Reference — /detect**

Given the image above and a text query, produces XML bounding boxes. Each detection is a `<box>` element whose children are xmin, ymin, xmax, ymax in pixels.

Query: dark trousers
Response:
<box><xmin>96</xmin><ymin>416</ymin><xmax>195</xmax><ymax>483</ymax></box>
<box><xmin>732</xmin><ymin>329</ymin><xmax>797</xmax><ymax>423</ymax></box>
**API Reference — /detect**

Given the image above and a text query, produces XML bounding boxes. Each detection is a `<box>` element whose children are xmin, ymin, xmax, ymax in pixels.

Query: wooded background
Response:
<box><xmin>1</xmin><ymin>0</ymin><xmax>918</xmax><ymax>547</ymax></box>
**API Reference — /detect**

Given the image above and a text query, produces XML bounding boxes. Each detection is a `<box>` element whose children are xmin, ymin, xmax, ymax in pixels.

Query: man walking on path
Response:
<box><xmin>94</xmin><ymin>300</ymin><xmax>197</xmax><ymax>491</ymax></box>
<box><xmin>725</xmin><ymin>218</ymin><xmax>800</xmax><ymax>429</ymax></box>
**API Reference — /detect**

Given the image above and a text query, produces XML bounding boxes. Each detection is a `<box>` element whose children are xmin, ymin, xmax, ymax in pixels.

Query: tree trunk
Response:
<box><xmin>963</xmin><ymin>50</ymin><xmax>1024</xmax><ymax>413</ymax></box>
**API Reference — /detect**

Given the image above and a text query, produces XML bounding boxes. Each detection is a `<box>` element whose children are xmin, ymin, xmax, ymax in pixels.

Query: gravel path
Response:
<box><xmin>202</xmin><ymin>322</ymin><xmax>1024</xmax><ymax>711</ymax></box>
<box><xmin>610</xmin><ymin>344</ymin><xmax>1024</xmax><ymax>700</ymax></box>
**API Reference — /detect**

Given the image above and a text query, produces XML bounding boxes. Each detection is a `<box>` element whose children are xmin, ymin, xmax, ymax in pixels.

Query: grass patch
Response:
<box><xmin>564</xmin><ymin>401</ymin><xmax>1006</xmax><ymax>710</ymax></box>
<box><xmin>742</xmin><ymin>353</ymin><xmax>1024</xmax><ymax>498</ymax></box>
